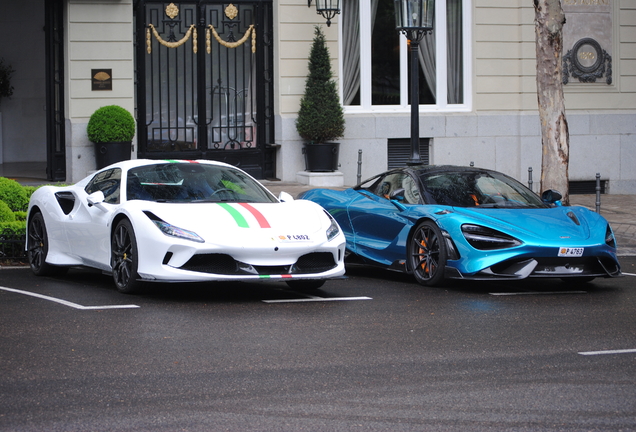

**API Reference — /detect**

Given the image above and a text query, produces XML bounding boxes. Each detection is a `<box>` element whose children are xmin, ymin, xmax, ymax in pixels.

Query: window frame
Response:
<box><xmin>338</xmin><ymin>0</ymin><xmax>472</xmax><ymax>113</ymax></box>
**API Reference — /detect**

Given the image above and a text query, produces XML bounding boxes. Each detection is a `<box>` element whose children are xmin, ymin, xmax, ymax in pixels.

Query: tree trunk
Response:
<box><xmin>534</xmin><ymin>0</ymin><xmax>570</xmax><ymax>205</ymax></box>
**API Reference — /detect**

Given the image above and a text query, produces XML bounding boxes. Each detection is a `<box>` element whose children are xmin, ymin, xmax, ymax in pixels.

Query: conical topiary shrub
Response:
<box><xmin>296</xmin><ymin>26</ymin><xmax>345</xmax><ymax>172</ymax></box>
<box><xmin>296</xmin><ymin>26</ymin><xmax>345</xmax><ymax>144</ymax></box>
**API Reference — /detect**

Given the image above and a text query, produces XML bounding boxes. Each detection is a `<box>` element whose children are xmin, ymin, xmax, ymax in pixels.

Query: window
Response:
<box><xmin>85</xmin><ymin>169</ymin><xmax>121</xmax><ymax>204</ymax></box>
<box><xmin>341</xmin><ymin>0</ymin><xmax>469</xmax><ymax>111</ymax></box>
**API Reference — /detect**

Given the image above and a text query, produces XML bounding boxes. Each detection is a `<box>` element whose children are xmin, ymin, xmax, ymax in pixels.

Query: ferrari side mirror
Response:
<box><xmin>87</xmin><ymin>191</ymin><xmax>106</xmax><ymax>209</ymax></box>
<box><xmin>278</xmin><ymin>191</ymin><xmax>294</xmax><ymax>202</ymax></box>
<box><xmin>541</xmin><ymin>189</ymin><xmax>563</xmax><ymax>205</ymax></box>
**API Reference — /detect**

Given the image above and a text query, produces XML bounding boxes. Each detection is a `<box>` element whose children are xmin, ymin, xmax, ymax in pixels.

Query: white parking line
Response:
<box><xmin>489</xmin><ymin>291</ymin><xmax>587</xmax><ymax>296</ymax></box>
<box><xmin>0</xmin><ymin>286</ymin><xmax>140</xmax><ymax>310</ymax></box>
<box><xmin>578</xmin><ymin>348</ymin><xmax>636</xmax><ymax>356</ymax></box>
<box><xmin>263</xmin><ymin>296</ymin><xmax>372</xmax><ymax>304</ymax></box>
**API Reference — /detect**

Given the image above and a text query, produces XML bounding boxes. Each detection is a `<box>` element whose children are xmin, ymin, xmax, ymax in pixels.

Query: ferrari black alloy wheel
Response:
<box><xmin>111</xmin><ymin>219</ymin><xmax>143</xmax><ymax>294</ymax></box>
<box><xmin>409</xmin><ymin>220</ymin><xmax>447</xmax><ymax>286</ymax></box>
<box><xmin>27</xmin><ymin>212</ymin><xmax>66</xmax><ymax>276</ymax></box>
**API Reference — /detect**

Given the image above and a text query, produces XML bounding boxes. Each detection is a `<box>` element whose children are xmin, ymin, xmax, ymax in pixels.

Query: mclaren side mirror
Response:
<box><xmin>390</xmin><ymin>188</ymin><xmax>405</xmax><ymax>201</ymax></box>
<box><xmin>541</xmin><ymin>189</ymin><xmax>563</xmax><ymax>205</ymax></box>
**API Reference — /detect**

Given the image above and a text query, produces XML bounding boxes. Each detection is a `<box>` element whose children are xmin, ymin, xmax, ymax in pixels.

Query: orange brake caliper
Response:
<box><xmin>419</xmin><ymin>236</ymin><xmax>429</xmax><ymax>274</ymax></box>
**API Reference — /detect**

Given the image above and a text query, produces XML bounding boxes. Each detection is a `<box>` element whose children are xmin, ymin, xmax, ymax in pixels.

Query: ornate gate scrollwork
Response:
<box><xmin>136</xmin><ymin>0</ymin><xmax>275</xmax><ymax>179</ymax></box>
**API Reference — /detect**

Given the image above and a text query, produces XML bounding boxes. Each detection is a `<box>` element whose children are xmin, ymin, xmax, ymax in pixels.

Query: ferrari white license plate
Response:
<box><xmin>558</xmin><ymin>247</ymin><xmax>584</xmax><ymax>257</ymax></box>
<box><xmin>278</xmin><ymin>234</ymin><xmax>312</xmax><ymax>242</ymax></box>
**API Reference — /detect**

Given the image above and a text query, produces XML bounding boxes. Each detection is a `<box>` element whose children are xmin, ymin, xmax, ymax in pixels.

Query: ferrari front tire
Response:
<box><xmin>408</xmin><ymin>220</ymin><xmax>447</xmax><ymax>287</ymax></box>
<box><xmin>27</xmin><ymin>212</ymin><xmax>67</xmax><ymax>276</ymax></box>
<box><xmin>111</xmin><ymin>219</ymin><xmax>143</xmax><ymax>294</ymax></box>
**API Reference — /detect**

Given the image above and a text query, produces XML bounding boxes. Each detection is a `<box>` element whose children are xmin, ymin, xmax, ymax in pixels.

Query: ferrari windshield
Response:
<box><xmin>419</xmin><ymin>170</ymin><xmax>548</xmax><ymax>208</ymax></box>
<box><xmin>126</xmin><ymin>162</ymin><xmax>278</xmax><ymax>203</ymax></box>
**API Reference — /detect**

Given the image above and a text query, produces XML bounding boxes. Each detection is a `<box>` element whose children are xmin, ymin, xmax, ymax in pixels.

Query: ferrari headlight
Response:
<box><xmin>461</xmin><ymin>224</ymin><xmax>521</xmax><ymax>250</ymax></box>
<box><xmin>144</xmin><ymin>211</ymin><xmax>204</xmax><ymax>243</ymax></box>
<box><xmin>324</xmin><ymin>210</ymin><xmax>341</xmax><ymax>242</ymax></box>
<box><xmin>605</xmin><ymin>224</ymin><xmax>616</xmax><ymax>248</ymax></box>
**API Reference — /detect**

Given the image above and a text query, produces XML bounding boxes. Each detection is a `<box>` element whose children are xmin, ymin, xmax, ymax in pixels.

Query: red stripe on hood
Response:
<box><xmin>238</xmin><ymin>203</ymin><xmax>271</xmax><ymax>228</ymax></box>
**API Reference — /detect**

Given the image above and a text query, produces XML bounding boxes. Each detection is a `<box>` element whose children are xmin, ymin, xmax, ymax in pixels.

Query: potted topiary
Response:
<box><xmin>87</xmin><ymin>105</ymin><xmax>136</xmax><ymax>169</ymax></box>
<box><xmin>296</xmin><ymin>26</ymin><xmax>345</xmax><ymax>172</ymax></box>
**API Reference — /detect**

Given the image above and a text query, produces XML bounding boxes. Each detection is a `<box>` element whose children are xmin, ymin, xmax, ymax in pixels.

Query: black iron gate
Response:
<box><xmin>45</xmin><ymin>0</ymin><xmax>66</xmax><ymax>182</ymax></box>
<box><xmin>135</xmin><ymin>0</ymin><xmax>275</xmax><ymax>179</ymax></box>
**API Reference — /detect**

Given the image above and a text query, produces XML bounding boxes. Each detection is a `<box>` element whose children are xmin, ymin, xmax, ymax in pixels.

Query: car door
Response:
<box><xmin>347</xmin><ymin>172</ymin><xmax>418</xmax><ymax>266</ymax></box>
<box><xmin>67</xmin><ymin>169</ymin><xmax>121</xmax><ymax>269</ymax></box>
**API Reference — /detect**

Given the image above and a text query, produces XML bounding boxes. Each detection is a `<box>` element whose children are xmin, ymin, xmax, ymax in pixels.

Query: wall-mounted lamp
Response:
<box><xmin>308</xmin><ymin>0</ymin><xmax>341</xmax><ymax>27</ymax></box>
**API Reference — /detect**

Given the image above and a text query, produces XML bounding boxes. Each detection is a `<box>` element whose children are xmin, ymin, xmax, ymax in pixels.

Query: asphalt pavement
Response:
<box><xmin>262</xmin><ymin>180</ymin><xmax>636</xmax><ymax>257</ymax></box>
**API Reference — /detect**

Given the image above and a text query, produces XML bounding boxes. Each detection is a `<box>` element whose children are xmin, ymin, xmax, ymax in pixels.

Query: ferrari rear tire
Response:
<box><xmin>27</xmin><ymin>212</ymin><xmax>67</xmax><ymax>276</ymax></box>
<box><xmin>285</xmin><ymin>279</ymin><xmax>326</xmax><ymax>291</ymax></box>
<box><xmin>408</xmin><ymin>220</ymin><xmax>447</xmax><ymax>287</ymax></box>
<box><xmin>111</xmin><ymin>219</ymin><xmax>143</xmax><ymax>294</ymax></box>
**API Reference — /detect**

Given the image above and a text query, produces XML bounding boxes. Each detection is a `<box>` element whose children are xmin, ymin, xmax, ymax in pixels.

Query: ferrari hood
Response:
<box><xmin>450</xmin><ymin>206</ymin><xmax>599</xmax><ymax>241</ymax></box>
<box><xmin>135</xmin><ymin>200</ymin><xmax>328</xmax><ymax>242</ymax></box>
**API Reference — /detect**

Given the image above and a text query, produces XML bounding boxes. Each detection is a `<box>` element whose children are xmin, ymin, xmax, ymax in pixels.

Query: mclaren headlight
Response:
<box><xmin>324</xmin><ymin>210</ymin><xmax>341</xmax><ymax>242</ymax></box>
<box><xmin>144</xmin><ymin>211</ymin><xmax>204</xmax><ymax>243</ymax></box>
<box><xmin>605</xmin><ymin>224</ymin><xmax>616</xmax><ymax>248</ymax></box>
<box><xmin>462</xmin><ymin>224</ymin><xmax>521</xmax><ymax>250</ymax></box>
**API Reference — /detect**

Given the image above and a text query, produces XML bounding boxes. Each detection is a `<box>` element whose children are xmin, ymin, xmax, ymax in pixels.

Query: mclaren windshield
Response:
<box><xmin>419</xmin><ymin>169</ymin><xmax>548</xmax><ymax>208</ymax></box>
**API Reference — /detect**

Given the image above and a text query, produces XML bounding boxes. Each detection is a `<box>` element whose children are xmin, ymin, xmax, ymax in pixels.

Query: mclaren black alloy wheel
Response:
<box><xmin>285</xmin><ymin>279</ymin><xmax>326</xmax><ymax>291</ymax></box>
<box><xmin>111</xmin><ymin>219</ymin><xmax>143</xmax><ymax>294</ymax></box>
<box><xmin>408</xmin><ymin>220</ymin><xmax>447</xmax><ymax>286</ymax></box>
<box><xmin>27</xmin><ymin>212</ymin><xmax>67</xmax><ymax>276</ymax></box>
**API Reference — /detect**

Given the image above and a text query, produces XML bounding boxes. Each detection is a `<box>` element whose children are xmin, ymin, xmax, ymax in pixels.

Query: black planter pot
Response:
<box><xmin>303</xmin><ymin>142</ymin><xmax>340</xmax><ymax>172</ymax></box>
<box><xmin>94</xmin><ymin>141</ymin><xmax>132</xmax><ymax>169</ymax></box>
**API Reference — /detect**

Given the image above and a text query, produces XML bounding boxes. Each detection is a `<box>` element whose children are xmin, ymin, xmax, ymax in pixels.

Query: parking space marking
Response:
<box><xmin>578</xmin><ymin>348</ymin><xmax>636</xmax><ymax>356</ymax></box>
<box><xmin>489</xmin><ymin>291</ymin><xmax>587</xmax><ymax>296</ymax></box>
<box><xmin>263</xmin><ymin>295</ymin><xmax>372</xmax><ymax>304</ymax></box>
<box><xmin>0</xmin><ymin>286</ymin><xmax>140</xmax><ymax>310</ymax></box>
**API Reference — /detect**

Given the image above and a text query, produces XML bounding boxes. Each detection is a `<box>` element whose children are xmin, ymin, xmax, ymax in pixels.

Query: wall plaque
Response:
<box><xmin>562</xmin><ymin>0</ymin><xmax>612</xmax><ymax>84</ymax></box>
<box><xmin>92</xmin><ymin>69</ymin><xmax>112</xmax><ymax>91</ymax></box>
<box><xmin>563</xmin><ymin>38</ymin><xmax>612</xmax><ymax>84</ymax></box>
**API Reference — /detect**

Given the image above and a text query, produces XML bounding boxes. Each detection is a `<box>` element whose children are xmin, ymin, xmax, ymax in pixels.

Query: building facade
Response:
<box><xmin>0</xmin><ymin>0</ymin><xmax>634</xmax><ymax>193</ymax></box>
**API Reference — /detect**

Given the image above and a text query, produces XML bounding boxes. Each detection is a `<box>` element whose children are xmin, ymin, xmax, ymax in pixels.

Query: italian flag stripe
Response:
<box><xmin>238</xmin><ymin>203</ymin><xmax>271</xmax><ymax>228</ymax></box>
<box><xmin>218</xmin><ymin>203</ymin><xmax>249</xmax><ymax>228</ymax></box>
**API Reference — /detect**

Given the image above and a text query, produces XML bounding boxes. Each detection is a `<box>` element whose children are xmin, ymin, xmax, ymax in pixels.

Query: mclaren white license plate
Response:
<box><xmin>558</xmin><ymin>247</ymin><xmax>584</xmax><ymax>257</ymax></box>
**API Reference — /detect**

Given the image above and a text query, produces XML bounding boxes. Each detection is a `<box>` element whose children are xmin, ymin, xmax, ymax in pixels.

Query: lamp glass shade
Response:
<box><xmin>394</xmin><ymin>0</ymin><xmax>434</xmax><ymax>31</ymax></box>
<box><xmin>315</xmin><ymin>0</ymin><xmax>341</xmax><ymax>14</ymax></box>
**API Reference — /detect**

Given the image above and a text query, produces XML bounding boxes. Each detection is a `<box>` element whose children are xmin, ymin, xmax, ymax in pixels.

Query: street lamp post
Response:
<box><xmin>394</xmin><ymin>0</ymin><xmax>435</xmax><ymax>165</ymax></box>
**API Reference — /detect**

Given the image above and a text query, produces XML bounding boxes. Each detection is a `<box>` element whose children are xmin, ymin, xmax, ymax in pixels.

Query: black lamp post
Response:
<box><xmin>394</xmin><ymin>0</ymin><xmax>434</xmax><ymax>165</ymax></box>
<box><xmin>308</xmin><ymin>0</ymin><xmax>341</xmax><ymax>27</ymax></box>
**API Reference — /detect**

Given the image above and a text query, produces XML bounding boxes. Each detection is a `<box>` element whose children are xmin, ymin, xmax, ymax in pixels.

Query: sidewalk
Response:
<box><xmin>262</xmin><ymin>181</ymin><xmax>636</xmax><ymax>257</ymax></box>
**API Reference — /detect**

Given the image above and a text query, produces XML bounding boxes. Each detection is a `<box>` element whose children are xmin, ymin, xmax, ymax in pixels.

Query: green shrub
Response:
<box><xmin>13</xmin><ymin>211</ymin><xmax>27</xmax><ymax>222</ymax></box>
<box><xmin>0</xmin><ymin>220</ymin><xmax>25</xmax><ymax>234</ymax></box>
<box><xmin>23</xmin><ymin>185</ymin><xmax>37</xmax><ymax>200</ymax></box>
<box><xmin>87</xmin><ymin>105</ymin><xmax>136</xmax><ymax>143</ymax></box>
<box><xmin>296</xmin><ymin>26</ymin><xmax>345</xmax><ymax>144</ymax></box>
<box><xmin>0</xmin><ymin>221</ymin><xmax>27</xmax><ymax>261</ymax></box>
<box><xmin>0</xmin><ymin>200</ymin><xmax>16</xmax><ymax>222</ymax></box>
<box><xmin>0</xmin><ymin>177</ymin><xmax>29</xmax><ymax>212</ymax></box>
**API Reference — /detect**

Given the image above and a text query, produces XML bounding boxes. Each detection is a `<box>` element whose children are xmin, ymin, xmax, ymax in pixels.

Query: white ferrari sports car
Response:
<box><xmin>26</xmin><ymin>159</ymin><xmax>346</xmax><ymax>293</ymax></box>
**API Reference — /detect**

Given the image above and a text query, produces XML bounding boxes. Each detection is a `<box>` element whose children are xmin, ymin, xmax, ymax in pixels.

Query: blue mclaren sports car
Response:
<box><xmin>298</xmin><ymin>165</ymin><xmax>621</xmax><ymax>286</ymax></box>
